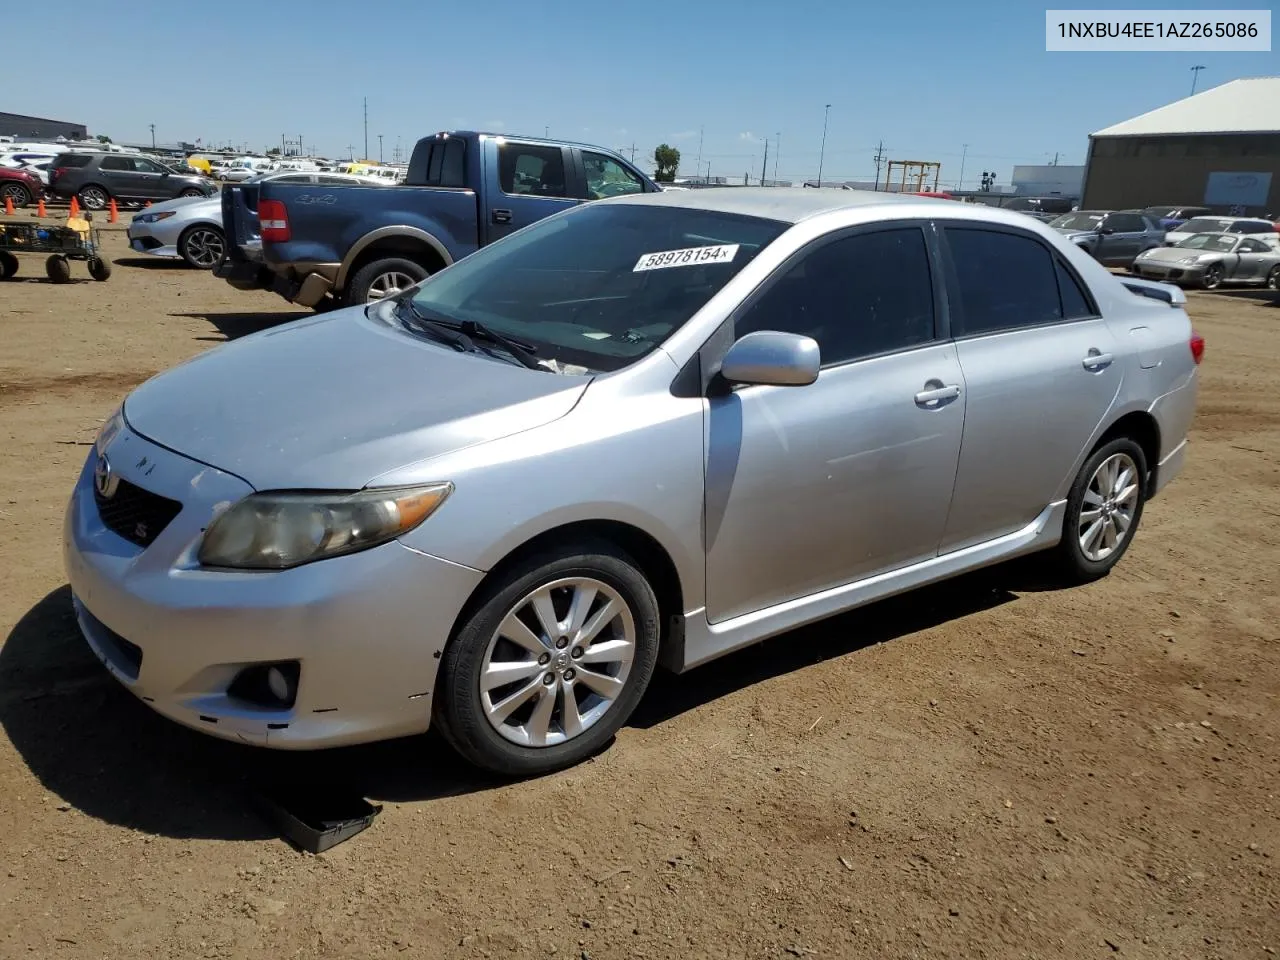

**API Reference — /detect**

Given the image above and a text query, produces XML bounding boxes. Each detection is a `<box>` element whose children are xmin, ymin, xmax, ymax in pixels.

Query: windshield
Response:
<box><xmin>1176</xmin><ymin>217</ymin><xmax>1229</xmax><ymax>235</ymax></box>
<box><xmin>1174</xmin><ymin>233</ymin><xmax>1236</xmax><ymax>252</ymax></box>
<box><xmin>1050</xmin><ymin>212</ymin><xmax>1104</xmax><ymax>230</ymax></box>
<box><xmin>407</xmin><ymin>203</ymin><xmax>787</xmax><ymax>372</ymax></box>
<box><xmin>1142</xmin><ymin>206</ymin><xmax>1178</xmax><ymax>218</ymax></box>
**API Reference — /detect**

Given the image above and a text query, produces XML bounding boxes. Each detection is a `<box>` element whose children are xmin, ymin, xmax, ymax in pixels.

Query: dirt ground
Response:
<box><xmin>0</xmin><ymin>225</ymin><xmax>1277</xmax><ymax>960</ymax></box>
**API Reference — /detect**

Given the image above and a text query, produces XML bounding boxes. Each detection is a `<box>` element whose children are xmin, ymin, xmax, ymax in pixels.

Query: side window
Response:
<box><xmin>582</xmin><ymin>152</ymin><xmax>644</xmax><ymax>200</ymax></box>
<box><xmin>99</xmin><ymin>156</ymin><xmax>132</xmax><ymax>171</ymax></box>
<box><xmin>944</xmin><ymin>227</ymin><xmax>1062</xmax><ymax>335</ymax></box>
<box><xmin>1055</xmin><ymin>259</ymin><xmax>1097</xmax><ymax>319</ymax></box>
<box><xmin>316</xmin><ymin>174</ymin><xmax>353</xmax><ymax>185</ymax></box>
<box><xmin>498</xmin><ymin>143</ymin><xmax>566</xmax><ymax>197</ymax></box>
<box><xmin>133</xmin><ymin>158</ymin><xmax>165</xmax><ymax>174</ymax></box>
<box><xmin>734</xmin><ymin>227</ymin><xmax>935</xmax><ymax>367</ymax></box>
<box><xmin>1107</xmin><ymin>213</ymin><xmax>1144</xmax><ymax>232</ymax></box>
<box><xmin>1239</xmin><ymin>238</ymin><xmax>1268</xmax><ymax>252</ymax></box>
<box><xmin>1232</xmin><ymin>220</ymin><xmax>1271</xmax><ymax>234</ymax></box>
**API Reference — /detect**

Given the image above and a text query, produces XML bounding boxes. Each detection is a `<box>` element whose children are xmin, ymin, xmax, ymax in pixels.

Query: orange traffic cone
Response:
<box><xmin>36</xmin><ymin>197</ymin><xmax>47</xmax><ymax>217</ymax></box>
<box><xmin>69</xmin><ymin>196</ymin><xmax>80</xmax><ymax>217</ymax></box>
<box><xmin>3</xmin><ymin>195</ymin><xmax>13</xmax><ymax>215</ymax></box>
<box><xmin>108</xmin><ymin>199</ymin><xmax>118</xmax><ymax>223</ymax></box>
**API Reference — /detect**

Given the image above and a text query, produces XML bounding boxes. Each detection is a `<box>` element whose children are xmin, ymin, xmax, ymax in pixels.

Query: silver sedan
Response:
<box><xmin>126</xmin><ymin>195</ymin><xmax>226</xmax><ymax>268</ymax></box>
<box><xmin>65</xmin><ymin>189</ymin><xmax>1201</xmax><ymax>776</ymax></box>
<box><xmin>1132</xmin><ymin>232</ymin><xmax>1280</xmax><ymax>289</ymax></box>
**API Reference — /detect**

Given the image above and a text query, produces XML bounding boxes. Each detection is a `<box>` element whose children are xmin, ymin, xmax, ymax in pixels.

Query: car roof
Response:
<box><xmin>597</xmin><ymin>186</ymin><xmax>936</xmax><ymax>224</ymax></box>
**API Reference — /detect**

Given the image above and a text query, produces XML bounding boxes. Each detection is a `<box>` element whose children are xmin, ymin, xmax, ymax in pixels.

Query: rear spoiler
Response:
<box><xmin>1121</xmin><ymin>276</ymin><xmax>1187</xmax><ymax>307</ymax></box>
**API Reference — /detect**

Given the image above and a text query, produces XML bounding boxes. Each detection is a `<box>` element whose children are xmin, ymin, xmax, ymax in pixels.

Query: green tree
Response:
<box><xmin>653</xmin><ymin>144</ymin><xmax>680</xmax><ymax>182</ymax></box>
<box><xmin>95</xmin><ymin>134</ymin><xmax>112</xmax><ymax>144</ymax></box>
<box><xmin>267</xmin><ymin>146</ymin><xmax>281</xmax><ymax>156</ymax></box>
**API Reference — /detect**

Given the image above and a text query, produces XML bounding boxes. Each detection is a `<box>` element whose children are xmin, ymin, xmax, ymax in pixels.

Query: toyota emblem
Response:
<box><xmin>94</xmin><ymin>453</ymin><xmax>119</xmax><ymax>499</ymax></box>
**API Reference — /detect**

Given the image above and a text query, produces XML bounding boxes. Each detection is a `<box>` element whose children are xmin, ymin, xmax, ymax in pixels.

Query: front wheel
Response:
<box><xmin>87</xmin><ymin>257</ymin><xmax>112</xmax><ymax>281</ymax></box>
<box><xmin>1201</xmin><ymin>263</ymin><xmax>1224</xmax><ymax>290</ymax></box>
<box><xmin>434</xmin><ymin>541</ymin><xmax>661</xmax><ymax>776</ymax></box>
<box><xmin>345</xmin><ymin>257</ymin><xmax>429</xmax><ymax>306</ymax></box>
<box><xmin>1051</xmin><ymin>437</ymin><xmax>1148</xmax><ymax>584</ymax></box>
<box><xmin>45</xmin><ymin>255</ymin><xmax>72</xmax><ymax>283</ymax></box>
<box><xmin>178</xmin><ymin>225</ymin><xmax>225</xmax><ymax>269</ymax></box>
<box><xmin>1267</xmin><ymin>265</ymin><xmax>1280</xmax><ymax>290</ymax></box>
<box><xmin>1</xmin><ymin>181</ymin><xmax>32</xmax><ymax>208</ymax></box>
<box><xmin>179</xmin><ymin>188</ymin><xmax>205</xmax><ymax>199</ymax></box>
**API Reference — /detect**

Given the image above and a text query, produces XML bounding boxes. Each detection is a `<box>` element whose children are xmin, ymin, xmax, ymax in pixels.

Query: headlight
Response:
<box><xmin>198</xmin><ymin>483</ymin><xmax>453</xmax><ymax>570</ymax></box>
<box><xmin>95</xmin><ymin>406</ymin><xmax>124</xmax><ymax>454</ymax></box>
<box><xmin>134</xmin><ymin>210</ymin><xmax>176</xmax><ymax>224</ymax></box>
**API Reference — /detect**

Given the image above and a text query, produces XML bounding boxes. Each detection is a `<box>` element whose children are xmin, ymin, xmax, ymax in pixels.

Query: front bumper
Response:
<box><xmin>127</xmin><ymin>222</ymin><xmax>181</xmax><ymax>259</ymax></box>
<box><xmin>62</xmin><ymin>422</ymin><xmax>484</xmax><ymax>749</ymax></box>
<box><xmin>1132</xmin><ymin>260</ymin><xmax>1204</xmax><ymax>285</ymax></box>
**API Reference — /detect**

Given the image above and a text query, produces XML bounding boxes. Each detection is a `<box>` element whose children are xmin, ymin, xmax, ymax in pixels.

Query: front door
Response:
<box><xmin>482</xmin><ymin>140</ymin><xmax>580</xmax><ymax>244</ymax></box>
<box><xmin>129</xmin><ymin>156</ymin><xmax>173</xmax><ymax>200</ymax></box>
<box><xmin>1099</xmin><ymin>212</ymin><xmax>1145</xmax><ymax>264</ymax></box>
<box><xmin>1230</xmin><ymin>237</ymin><xmax>1272</xmax><ymax>281</ymax></box>
<box><xmin>937</xmin><ymin>224</ymin><xmax>1123</xmax><ymax>552</ymax></box>
<box><xmin>703</xmin><ymin>224</ymin><xmax>966</xmax><ymax>622</ymax></box>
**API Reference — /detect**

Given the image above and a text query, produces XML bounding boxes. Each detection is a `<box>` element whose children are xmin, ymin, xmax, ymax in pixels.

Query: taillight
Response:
<box><xmin>1189</xmin><ymin>331</ymin><xmax>1205</xmax><ymax>365</ymax></box>
<box><xmin>258</xmin><ymin>199</ymin><xmax>290</xmax><ymax>242</ymax></box>
<box><xmin>51</xmin><ymin>166</ymin><xmax>68</xmax><ymax>183</ymax></box>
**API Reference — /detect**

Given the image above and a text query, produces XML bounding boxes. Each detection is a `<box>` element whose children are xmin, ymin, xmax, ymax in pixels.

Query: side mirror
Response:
<box><xmin>1099</xmin><ymin>226</ymin><xmax>1115</xmax><ymax>235</ymax></box>
<box><xmin>719</xmin><ymin>330</ymin><xmax>820</xmax><ymax>388</ymax></box>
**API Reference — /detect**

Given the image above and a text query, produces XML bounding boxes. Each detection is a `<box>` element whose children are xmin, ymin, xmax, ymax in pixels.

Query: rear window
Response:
<box><xmin>51</xmin><ymin>153</ymin><xmax>92</xmax><ymax>168</ymax></box>
<box><xmin>408</xmin><ymin>203</ymin><xmax>787</xmax><ymax>372</ymax></box>
<box><xmin>1142</xmin><ymin>206</ymin><xmax>1179</xmax><ymax>218</ymax></box>
<box><xmin>1050</xmin><ymin>212</ymin><xmax>1104</xmax><ymax>230</ymax></box>
<box><xmin>1230</xmin><ymin>220</ymin><xmax>1275</xmax><ymax>233</ymax></box>
<box><xmin>406</xmin><ymin>136</ymin><xmax>466</xmax><ymax>188</ymax></box>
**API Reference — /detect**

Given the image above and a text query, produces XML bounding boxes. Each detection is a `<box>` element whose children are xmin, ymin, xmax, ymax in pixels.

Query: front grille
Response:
<box><xmin>94</xmin><ymin>477</ymin><xmax>182</xmax><ymax>548</ymax></box>
<box><xmin>78</xmin><ymin>604</ymin><xmax>144</xmax><ymax>680</ymax></box>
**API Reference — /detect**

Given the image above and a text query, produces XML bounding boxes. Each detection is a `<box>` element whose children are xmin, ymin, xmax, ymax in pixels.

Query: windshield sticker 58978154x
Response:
<box><xmin>633</xmin><ymin>244</ymin><xmax>740</xmax><ymax>272</ymax></box>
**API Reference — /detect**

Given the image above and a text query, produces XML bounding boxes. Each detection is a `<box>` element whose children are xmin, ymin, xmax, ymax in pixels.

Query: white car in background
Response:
<box><xmin>1163</xmin><ymin>215</ymin><xmax>1280</xmax><ymax>246</ymax></box>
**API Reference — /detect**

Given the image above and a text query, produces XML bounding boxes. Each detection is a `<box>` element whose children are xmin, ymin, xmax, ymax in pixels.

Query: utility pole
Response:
<box><xmin>958</xmin><ymin>143</ymin><xmax>968</xmax><ymax>192</ymax></box>
<box><xmin>760</xmin><ymin>137</ymin><xmax>769</xmax><ymax>187</ymax></box>
<box><xmin>347</xmin><ymin>143</ymin><xmax>356</xmax><ymax>161</ymax></box>
<box><xmin>1190</xmin><ymin>64</ymin><xmax>1206</xmax><ymax>95</ymax></box>
<box><xmin>363</xmin><ymin>97</ymin><xmax>368</xmax><ymax>160</ymax></box>
<box><xmin>706</xmin><ymin>160</ymin><xmax>712</xmax><ymax>184</ymax></box>
<box><xmin>817</xmin><ymin>104</ymin><xmax>831</xmax><ymax>187</ymax></box>
<box><xmin>695</xmin><ymin>126</ymin><xmax>704</xmax><ymax>182</ymax></box>
<box><xmin>873</xmin><ymin>140</ymin><xmax>886</xmax><ymax>190</ymax></box>
<box><xmin>545</xmin><ymin>125</ymin><xmax>550</xmax><ymax>137</ymax></box>
<box><xmin>773</xmin><ymin>132</ymin><xmax>781</xmax><ymax>183</ymax></box>
<box><xmin>378</xmin><ymin>134</ymin><xmax>384</xmax><ymax>163</ymax></box>
<box><xmin>149</xmin><ymin>123</ymin><xmax>155</xmax><ymax>148</ymax></box>
<box><xmin>630</xmin><ymin>143</ymin><xmax>637</xmax><ymax>162</ymax></box>
<box><xmin>1052</xmin><ymin>151</ymin><xmax>1059</xmax><ymax>166</ymax></box>
<box><xmin>298</xmin><ymin>134</ymin><xmax>303</xmax><ymax>157</ymax></box>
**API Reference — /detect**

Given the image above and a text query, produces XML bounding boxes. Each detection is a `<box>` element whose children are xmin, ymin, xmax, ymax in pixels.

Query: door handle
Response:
<box><xmin>491</xmin><ymin>209</ymin><xmax>512</xmax><ymax>224</ymax></box>
<box><xmin>914</xmin><ymin>383</ymin><xmax>961</xmax><ymax>407</ymax></box>
<box><xmin>1082</xmin><ymin>351</ymin><xmax>1114</xmax><ymax>371</ymax></box>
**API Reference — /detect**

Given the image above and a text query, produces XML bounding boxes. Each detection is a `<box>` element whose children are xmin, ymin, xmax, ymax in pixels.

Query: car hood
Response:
<box><xmin>122</xmin><ymin>306</ymin><xmax>591</xmax><ymax>491</ymax></box>
<box><xmin>1137</xmin><ymin>246</ymin><xmax>1212</xmax><ymax>264</ymax></box>
<box><xmin>1053</xmin><ymin>227</ymin><xmax>1098</xmax><ymax>239</ymax></box>
<box><xmin>135</xmin><ymin>194</ymin><xmax>220</xmax><ymax>218</ymax></box>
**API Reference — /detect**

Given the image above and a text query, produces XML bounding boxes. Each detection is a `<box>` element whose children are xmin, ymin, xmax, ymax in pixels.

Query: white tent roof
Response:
<box><xmin>1091</xmin><ymin>76</ymin><xmax>1280</xmax><ymax>138</ymax></box>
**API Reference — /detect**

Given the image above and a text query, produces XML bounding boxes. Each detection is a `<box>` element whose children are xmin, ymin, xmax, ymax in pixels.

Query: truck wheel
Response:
<box><xmin>346</xmin><ymin>257</ymin><xmax>429</xmax><ymax>306</ymax></box>
<box><xmin>45</xmin><ymin>255</ymin><xmax>72</xmax><ymax>283</ymax></box>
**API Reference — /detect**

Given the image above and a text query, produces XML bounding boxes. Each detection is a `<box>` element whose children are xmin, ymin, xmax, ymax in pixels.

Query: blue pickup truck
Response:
<box><xmin>216</xmin><ymin>131</ymin><xmax>662</xmax><ymax>309</ymax></box>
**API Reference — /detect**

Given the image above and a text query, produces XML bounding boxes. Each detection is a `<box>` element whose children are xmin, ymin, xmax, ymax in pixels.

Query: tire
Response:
<box><xmin>1267</xmin><ymin>265</ymin><xmax>1280</xmax><ymax>290</ymax></box>
<box><xmin>87</xmin><ymin>257</ymin><xmax>111</xmax><ymax>281</ymax></box>
<box><xmin>311</xmin><ymin>294</ymin><xmax>342</xmax><ymax>314</ymax></box>
<box><xmin>78</xmin><ymin>185</ymin><xmax>109</xmax><ymax>211</ymax></box>
<box><xmin>344</xmin><ymin>257</ymin><xmax>429</xmax><ymax>306</ymax></box>
<box><xmin>179</xmin><ymin>188</ymin><xmax>205</xmax><ymax>199</ymax></box>
<box><xmin>178</xmin><ymin>225</ymin><xmax>225</xmax><ymax>269</ymax></box>
<box><xmin>45</xmin><ymin>255</ymin><xmax>72</xmax><ymax>283</ymax></box>
<box><xmin>1201</xmin><ymin>263</ymin><xmax>1223</xmax><ymax>290</ymax></box>
<box><xmin>1051</xmin><ymin>437</ymin><xmax>1148</xmax><ymax>584</ymax></box>
<box><xmin>434</xmin><ymin>540</ymin><xmax>661</xmax><ymax>776</ymax></box>
<box><xmin>1</xmin><ymin>181</ymin><xmax>32</xmax><ymax>207</ymax></box>
<box><xmin>0</xmin><ymin>251</ymin><xmax>17</xmax><ymax>279</ymax></box>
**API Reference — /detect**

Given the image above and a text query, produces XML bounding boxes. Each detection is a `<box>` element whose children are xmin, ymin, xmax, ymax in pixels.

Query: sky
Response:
<box><xmin>7</xmin><ymin>0</ymin><xmax>1276</xmax><ymax>187</ymax></box>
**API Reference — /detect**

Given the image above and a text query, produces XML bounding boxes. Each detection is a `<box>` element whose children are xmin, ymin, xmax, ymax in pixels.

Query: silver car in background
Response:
<box><xmin>65</xmin><ymin>189</ymin><xmax>1202</xmax><ymax>776</ymax></box>
<box><xmin>1049</xmin><ymin>210</ymin><xmax>1166</xmax><ymax>266</ymax></box>
<box><xmin>127</xmin><ymin>171</ymin><xmax>390</xmax><ymax>269</ymax></box>
<box><xmin>1133</xmin><ymin>231</ymin><xmax>1280</xmax><ymax>289</ymax></box>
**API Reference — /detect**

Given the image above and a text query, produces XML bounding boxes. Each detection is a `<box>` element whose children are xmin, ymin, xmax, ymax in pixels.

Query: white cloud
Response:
<box><xmin>738</xmin><ymin>131</ymin><xmax>755</xmax><ymax>141</ymax></box>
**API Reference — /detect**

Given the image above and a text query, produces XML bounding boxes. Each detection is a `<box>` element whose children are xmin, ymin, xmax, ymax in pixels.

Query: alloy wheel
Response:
<box><xmin>1202</xmin><ymin>264</ymin><xmax>1223</xmax><ymax>289</ymax></box>
<box><xmin>1</xmin><ymin>183</ymin><xmax>29</xmax><ymax>206</ymax></box>
<box><xmin>479</xmin><ymin>576</ymin><xmax>636</xmax><ymax>747</ymax></box>
<box><xmin>183</xmin><ymin>228</ymin><xmax>224</xmax><ymax>268</ymax></box>
<box><xmin>1078</xmin><ymin>452</ymin><xmax>1140</xmax><ymax>562</ymax></box>
<box><xmin>365</xmin><ymin>271</ymin><xmax>416</xmax><ymax>302</ymax></box>
<box><xmin>80</xmin><ymin>187</ymin><xmax>108</xmax><ymax>211</ymax></box>
<box><xmin>1268</xmin><ymin>266</ymin><xmax>1280</xmax><ymax>290</ymax></box>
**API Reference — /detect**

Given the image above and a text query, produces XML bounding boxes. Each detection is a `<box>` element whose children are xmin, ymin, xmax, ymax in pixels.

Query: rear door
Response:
<box><xmin>97</xmin><ymin>155</ymin><xmax>145</xmax><ymax>200</ymax></box>
<box><xmin>481</xmin><ymin>139</ymin><xmax>580</xmax><ymax>244</ymax></box>
<box><xmin>938</xmin><ymin>224</ymin><xmax>1121</xmax><ymax>552</ymax></box>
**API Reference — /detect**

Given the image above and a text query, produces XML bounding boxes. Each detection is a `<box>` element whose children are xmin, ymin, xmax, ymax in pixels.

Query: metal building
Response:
<box><xmin>0</xmin><ymin>111</ymin><xmax>89</xmax><ymax>141</ymax></box>
<box><xmin>1081</xmin><ymin>76</ymin><xmax>1280</xmax><ymax>216</ymax></box>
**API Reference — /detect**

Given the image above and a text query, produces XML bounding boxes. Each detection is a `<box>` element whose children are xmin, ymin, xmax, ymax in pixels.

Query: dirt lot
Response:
<box><xmin>0</xmin><ymin>225</ymin><xmax>1277</xmax><ymax>960</ymax></box>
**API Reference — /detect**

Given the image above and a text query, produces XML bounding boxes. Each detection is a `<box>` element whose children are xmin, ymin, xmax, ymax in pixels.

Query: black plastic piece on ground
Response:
<box><xmin>253</xmin><ymin>787</ymin><xmax>382</xmax><ymax>854</ymax></box>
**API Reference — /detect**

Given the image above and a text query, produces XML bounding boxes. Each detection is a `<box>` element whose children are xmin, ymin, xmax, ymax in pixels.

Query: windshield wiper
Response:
<box><xmin>388</xmin><ymin>293</ymin><xmax>476</xmax><ymax>353</ymax></box>
<box><xmin>440</xmin><ymin>318</ymin><xmax>543</xmax><ymax>370</ymax></box>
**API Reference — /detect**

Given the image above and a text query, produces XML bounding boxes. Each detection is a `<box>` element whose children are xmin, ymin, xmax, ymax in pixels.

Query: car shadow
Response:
<box><xmin>111</xmin><ymin>257</ymin><xmax>192</xmax><ymax>270</ymax></box>
<box><xmin>1</xmin><ymin>561</ymin><xmax>1049</xmax><ymax>839</ymax></box>
<box><xmin>1200</xmin><ymin>288</ymin><xmax>1280</xmax><ymax>305</ymax></box>
<box><xmin>169</xmin><ymin>311</ymin><xmax>306</xmax><ymax>342</ymax></box>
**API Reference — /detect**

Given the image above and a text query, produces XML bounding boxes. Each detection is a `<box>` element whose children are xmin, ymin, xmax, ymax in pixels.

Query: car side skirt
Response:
<box><xmin>678</xmin><ymin>500</ymin><xmax>1067</xmax><ymax>671</ymax></box>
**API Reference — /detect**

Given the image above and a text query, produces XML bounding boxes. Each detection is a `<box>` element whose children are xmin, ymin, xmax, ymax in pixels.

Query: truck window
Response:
<box><xmin>582</xmin><ymin>152</ymin><xmax>644</xmax><ymax>200</ymax></box>
<box><xmin>407</xmin><ymin>137</ymin><xmax>466</xmax><ymax>187</ymax></box>
<box><xmin>499</xmin><ymin>143</ymin><xmax>567</xmax><ymax>197</ymax></box>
